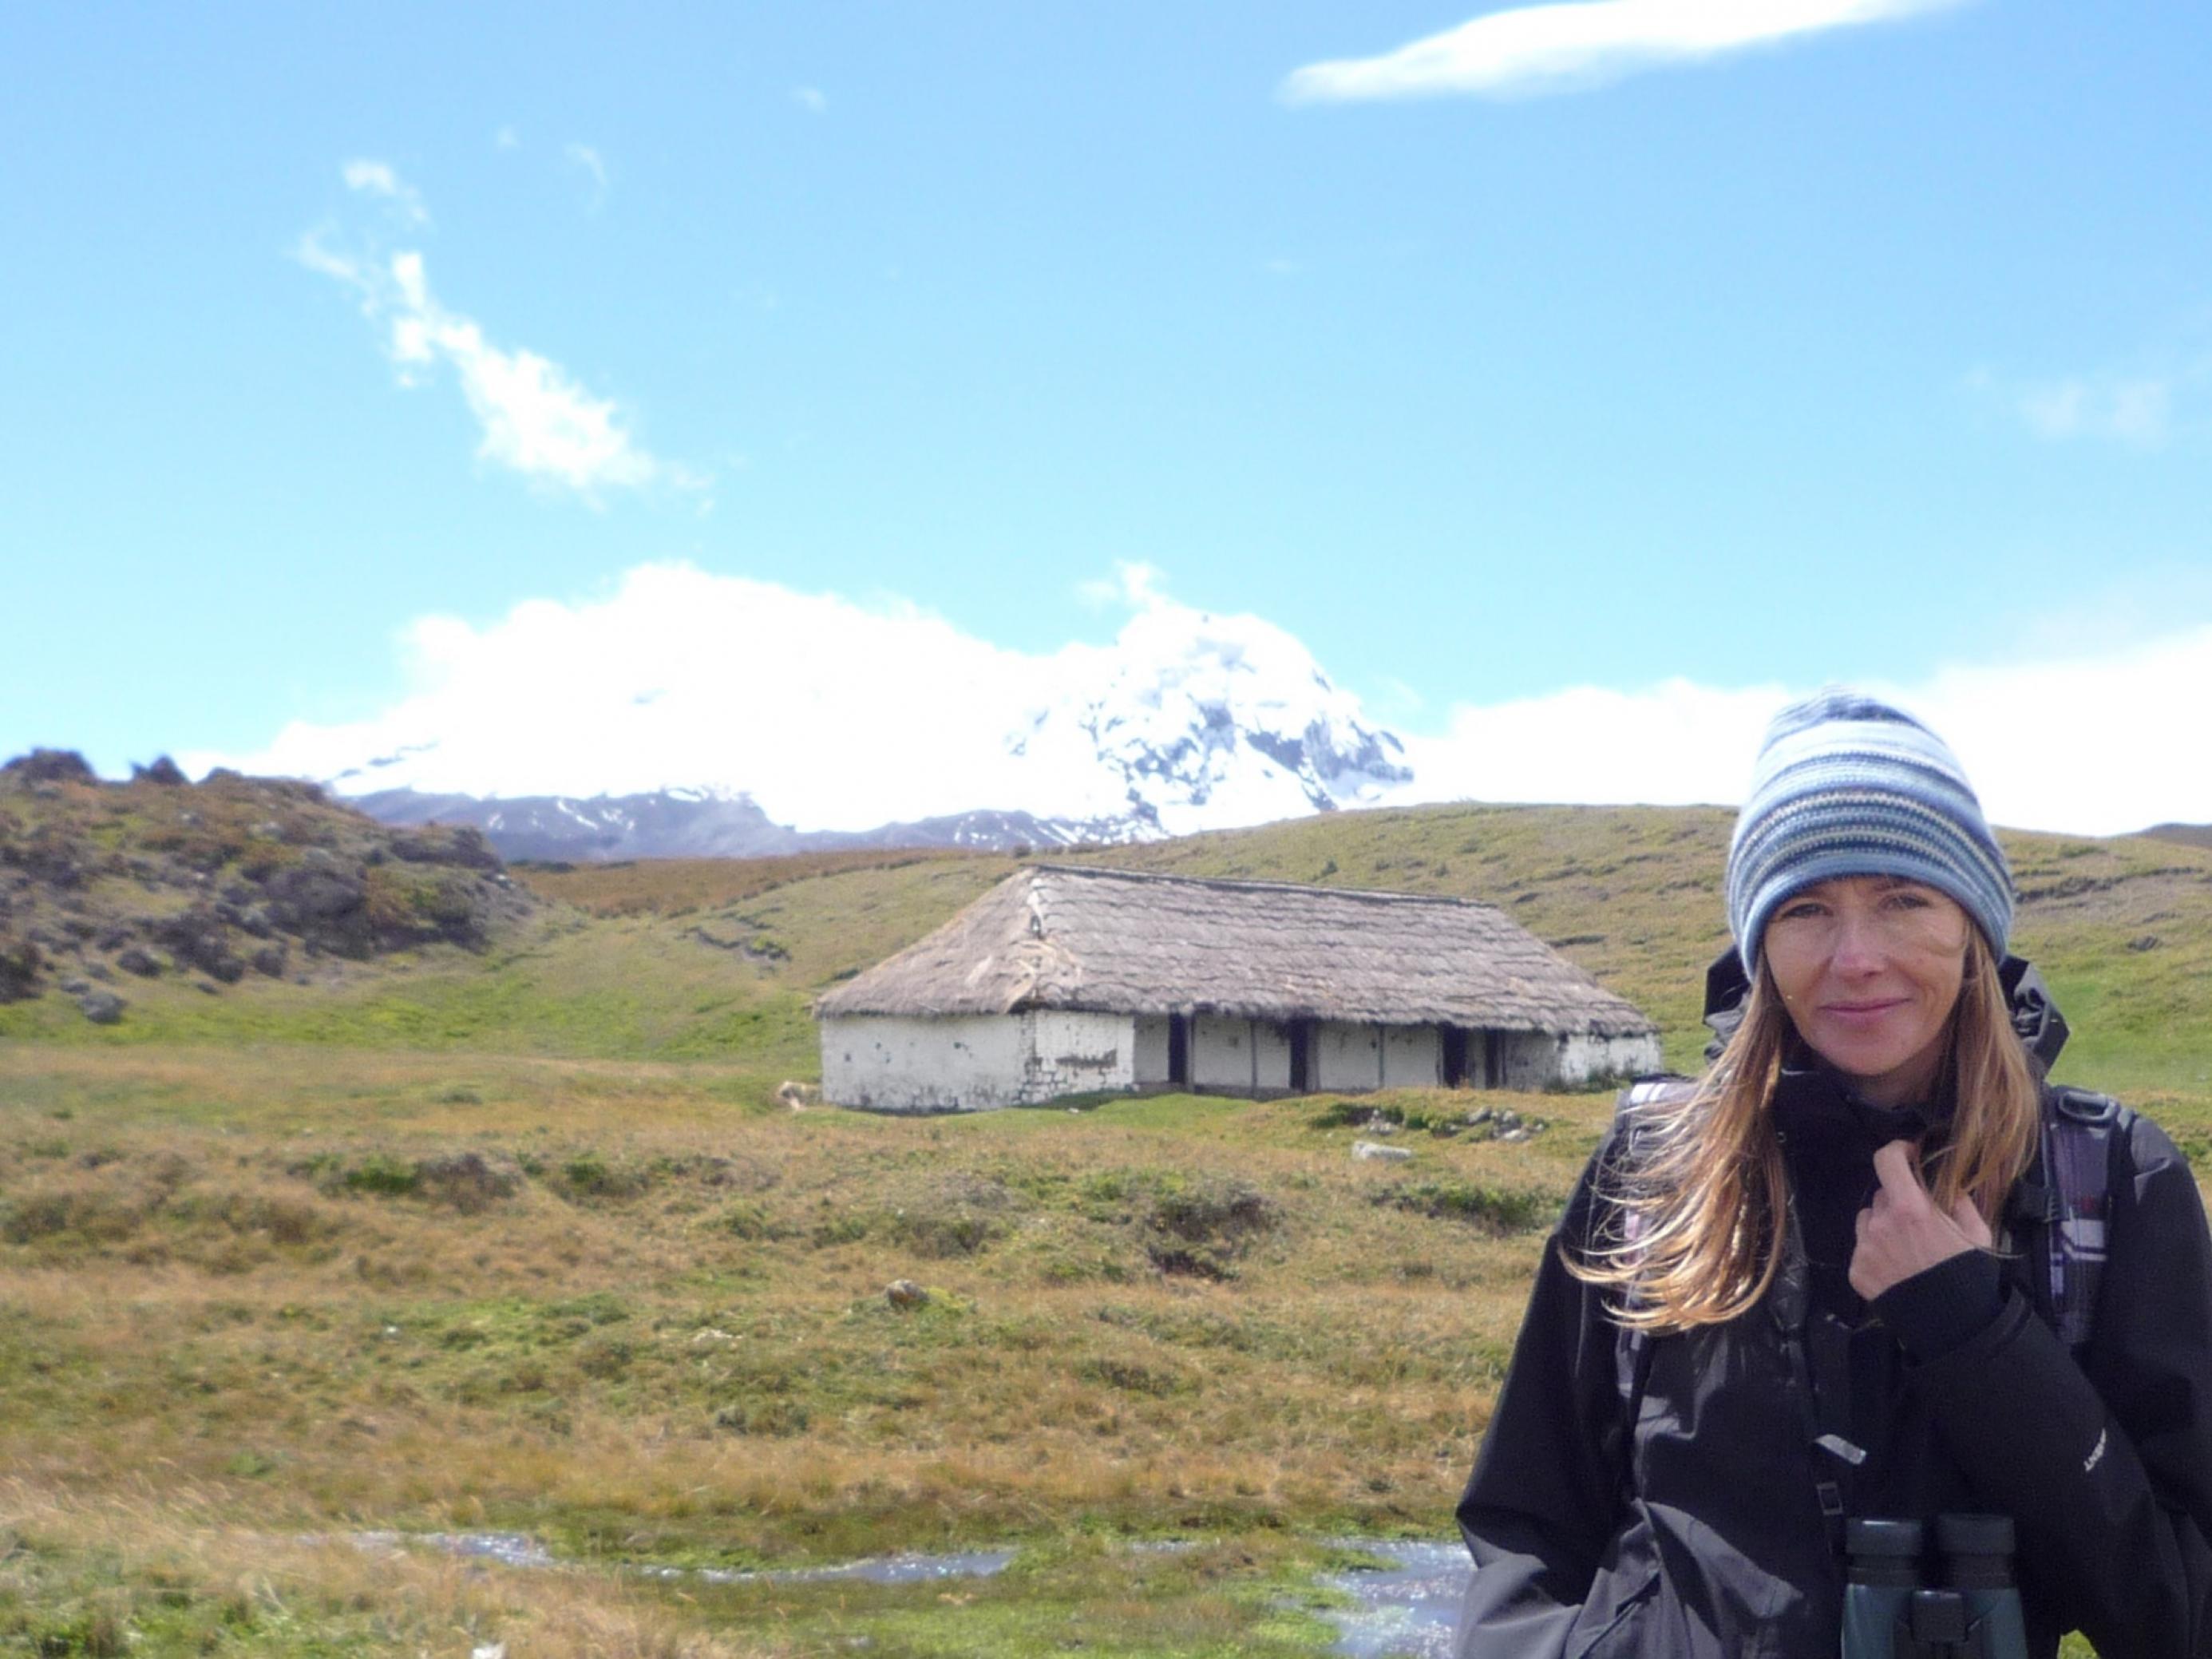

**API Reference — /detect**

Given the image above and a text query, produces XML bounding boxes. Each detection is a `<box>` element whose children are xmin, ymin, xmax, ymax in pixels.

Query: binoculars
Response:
<box><xmin>1843</xmin><ymin>1515</ymin><xmax>2029</xmax><ymax>1659</ymax></box>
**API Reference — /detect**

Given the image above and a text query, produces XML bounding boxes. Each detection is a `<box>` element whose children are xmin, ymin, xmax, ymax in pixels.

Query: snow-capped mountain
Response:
<box><xmin>217</xmin><ymin>564</ymin><xmax>1415</xmax><ymax>861</ymax></box>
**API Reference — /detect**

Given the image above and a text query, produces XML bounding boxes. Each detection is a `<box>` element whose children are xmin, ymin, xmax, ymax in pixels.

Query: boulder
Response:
<box><xmin>1351</xmin><ymin>1140</ymin><xmax>1415</xmax><ymax>1163</ymax></box>
<box><xmin>116</xmin><ymin>947</ymin><xmax>162</xmax><ymax>977</ymax></box>
<box><xmin>263</xmin><ymin>853</ymin><xmax>370</xmax><ymax>951</ymax></box>
<box><xmin>130</xmin><ymin>755</ymin><xmax>188</xmax><ymax>786</ymax></box>
<box><xmin>150</xmin><ymin>909</ymin><xmax>246</xmax><ymax>983</ymax></box>
<box><xmin>78</xmin><ymin>989</ymin><xmax>125</xmax><ymax>1024</ymax></box>
<box><xmin>0</xmin><ymin>938</ymin><xmax>41</xmax><ymax>1002</ymax></box>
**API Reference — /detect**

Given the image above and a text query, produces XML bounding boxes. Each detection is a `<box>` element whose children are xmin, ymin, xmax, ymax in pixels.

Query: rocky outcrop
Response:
<box><xmin>0</xmin><ymin>754</ymin><xmax>537</xmax><ymax>1018</ymax></box>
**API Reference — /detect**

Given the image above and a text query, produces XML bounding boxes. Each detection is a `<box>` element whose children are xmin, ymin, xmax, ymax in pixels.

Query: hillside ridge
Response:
<box><xmin>0</xmin><ymin>748</ymin><xmax>534</xmax><ymax>1023</ymax></box>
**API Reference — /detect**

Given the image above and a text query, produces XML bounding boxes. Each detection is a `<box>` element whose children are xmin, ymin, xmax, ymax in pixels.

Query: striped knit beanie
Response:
<box><xmin>1727</xmin><ymin>689</ymin><xmax>2012</xmax><ymax>970</ymax></box>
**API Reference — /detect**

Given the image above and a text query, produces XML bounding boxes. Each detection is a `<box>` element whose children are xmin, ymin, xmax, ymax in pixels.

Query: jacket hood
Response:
<box><xmin>1700</xmin><ymin>945</ymin><xmax>2069</xmax><ymax>1075</ymax></box>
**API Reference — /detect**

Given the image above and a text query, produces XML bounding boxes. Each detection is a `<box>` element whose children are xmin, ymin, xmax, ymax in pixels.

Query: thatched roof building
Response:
<box><xmin>817</xmin><ymin>864</ymin><xmax>1651</xmax><ymax>1034</ymax></box>
<box><xmin>816</xmin><ymin>865</ymin><xmax>1661</xmax><ymax>1111</ymax></box>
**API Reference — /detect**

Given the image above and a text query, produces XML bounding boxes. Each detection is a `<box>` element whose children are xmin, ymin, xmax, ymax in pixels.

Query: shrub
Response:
<box><xmin>1076</xmin><ymin>1356</ymin><xmax>1185</xmax><ymax>1396</ymax></box>
<box><xmin>414</xmin><ymin>1151</ymin><xmax>518</xmax><ymax>1212</ymax></box>
<box><xmin>1143</xmin><ymin>1175</ymin><xmax>1276</xmax><ymax>1280</ymax></box>
<box><xmin>883</xmin><ymin>1173</ymin><xmax>1020</xmax><ymax>1259</ymax></box>
<box><xmin>342</xmin><ymin>1154</ymin><xmax>419</xmax><ymax>1198</ymax></box>
<box><xmin>560</xmin><ymin>1152</ymin><xmax>640</xmax><ymax>1199</ymax></box>
<box><xmin>1378</xmin><ymin>1180</ymin><xmax>1557</xmax><ymax>1235</ymax></box>
<box><xmin>1149</xmin><ymin>1177</ymin><xmax>1276</xmax><ymax>1244</ymax></box>
<box><xmin>712</xmin><ymin>1399</ymin><xmax>810</xmax><ymax>1436</ymax></box>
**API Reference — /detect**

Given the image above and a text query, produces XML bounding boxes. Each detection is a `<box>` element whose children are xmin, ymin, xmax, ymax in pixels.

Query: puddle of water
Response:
<box><xmin>348</xmin><ymin>1531</ymin><xmax>557</xmax><ymax>1571</ymax></box>
<box><xmin>656</xmin><ymin>1550</ymin><xmax>1016</xmax><ymax>1586</ymax></box>
<box><xmin>1316</xmin><ymin>1541</ymin><xmax>1470</xmax><ymax>1659</ymax></box>
<box><xmin>351</xmin><ymin>1530</ymin><xmax>1011</xmax><ymax>1587</ymax></box>
<box><xmin>346</xmin><ymin>1523</ymin><xmax>1469</xmax><ymax>1653</ymax></box>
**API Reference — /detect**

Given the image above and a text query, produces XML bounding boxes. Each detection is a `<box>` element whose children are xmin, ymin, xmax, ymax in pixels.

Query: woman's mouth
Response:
<box><xmin>1820</xmin><ymin>998</ymin><xmax>1909</xmax><ymax>1027</ymax></box>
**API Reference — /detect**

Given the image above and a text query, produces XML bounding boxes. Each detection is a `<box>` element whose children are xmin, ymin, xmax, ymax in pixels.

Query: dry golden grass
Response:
<box><xmin>512</xmin><ymin>848</ymin><xmax>1007</xmax><ymax>918</ymax></box>
<box><xmin>0</xmin><ymin>1477</ymin><xmax>757</xmax><ymax>1657</ymax></box>
<box><xmin>1</xmin><ymin>1050</ymin><xmax>1585</xmax><ymax>1561</ymax></box>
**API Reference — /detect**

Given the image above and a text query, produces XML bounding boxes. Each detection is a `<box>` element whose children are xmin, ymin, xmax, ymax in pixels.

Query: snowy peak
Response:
<box><xmin>214</xmin><ymin>565</ymin><xmax>1419</xmax><ymax>859</ymax></box>
<box><xmin>1012</xmin><ymin>601</ymin><xmax>1411</xmax><ymax>838</ymax></box>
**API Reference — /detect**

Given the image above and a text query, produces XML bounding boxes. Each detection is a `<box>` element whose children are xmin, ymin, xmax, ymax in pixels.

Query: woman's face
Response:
<box><xmin>1762</xmin><ymin>875</ymin><xmax>1972</xmax><ymax>1107</ymax></box>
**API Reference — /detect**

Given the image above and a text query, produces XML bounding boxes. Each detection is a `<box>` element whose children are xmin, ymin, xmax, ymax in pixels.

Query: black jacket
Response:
<box><xmin>1453</xmin><ymin>962</ymin><xmax>2212</xmax><ymax>1657</ymax></box>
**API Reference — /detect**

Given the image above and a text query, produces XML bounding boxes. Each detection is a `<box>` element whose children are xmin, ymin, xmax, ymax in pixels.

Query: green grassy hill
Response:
<box><xmin>15</xmin><ymin>797</ymin><xmax>2205</xmax><ymax>1101</ymax></box>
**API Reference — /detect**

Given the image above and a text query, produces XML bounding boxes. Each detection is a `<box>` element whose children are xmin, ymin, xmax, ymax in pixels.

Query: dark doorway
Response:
<box><xmin>1441</xmin><ymin>1027</ymin><xmax>1470</xmax><ymax>1088</ymax></box>
<box><xmin>1483</xmin><ymin>1029</ymin><xmax>1504</xmax><ymax>1089</ymax></box>
<box><xmin>1288</xmin><ymin>1019</ymin><xmax>1313</xmax><ymax>1092</ymax></box>
<box><xmin>1168</xmin><ymin>1015</ymin><xmax>1190</xmax><ymax>1087</ymax></box>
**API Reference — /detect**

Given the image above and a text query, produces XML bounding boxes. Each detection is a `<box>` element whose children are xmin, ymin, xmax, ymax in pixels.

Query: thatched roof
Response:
<box><xmin>814</xmin><ymin>864</ymin><xmax>1656</xmax><ymax>1036</ymax></box>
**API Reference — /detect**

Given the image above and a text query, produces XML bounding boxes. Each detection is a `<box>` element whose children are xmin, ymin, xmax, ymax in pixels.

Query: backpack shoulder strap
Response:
<box><xmin>2009</xmin><ymin>1085</ymin><xmax>2133</xmax><ymax>1353</ymax></box>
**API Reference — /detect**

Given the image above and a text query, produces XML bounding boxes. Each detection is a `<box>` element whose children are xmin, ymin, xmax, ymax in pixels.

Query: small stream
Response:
<box><xmin>1313</xmin><ymin>1541</ymin><xmax>1470</xmax><ymax>1658</ymax></box>
<box><xmin>348</xmin><ymin>1529</ymin><xmax>1470</xmax><ymax>1653</ymax></box>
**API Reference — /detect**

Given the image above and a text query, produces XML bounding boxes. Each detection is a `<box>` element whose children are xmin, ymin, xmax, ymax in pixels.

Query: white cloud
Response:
<box><xmin>1405</xmin><ymin>627</ymin><xmax>2212</xmax><ymax>835</ymax></box>
<box><xmin>210</xmin><ymin>564</ymin><xmax>1138</xmax><ymax>828</ymax></box>
<box><xmin>564</xmin><ymin>143</ymin><xmax>609</xmax><ymax>209</ymax></box>
<box><xmin>296</xmin><ymin>168</ymin><xmax>696</xmax><ymax>499</ymax></box>
<box><xmin>342</xmin><ymin>158</ymin><xmax>429</xmax><ymax>226</ymax></box>
<box><xmin>495</xmin><ymin>125</ymin><xmax>520</xmax><ymax>151</ymax></box>
<box><xmin>1076</xmin><ymin>560</ymin><xmax>1167</xmax><ymax>610</ymax></box>
<box><xmin>203</xmin><ymin>563</ymin><xmax>2212</xmax><ymax>838</ymax></box>
<box><xmin>792</xmin><ymin>85</ymin><xmax>828</xmax><ymax>113</ymax></box>
<box><xmin>1280</xmin><ymin>0</ymin><xmax>1969</xmax><ymax>103</ymax></box>
<box><xmin>1969</xmin><ymin>323</ymin><xmax>2212</xmax><ymax>447</ymax></box>
<box><xmin>2016</xmin><ymin>375</ymin><xmax>2174</xmax><ymax>445</ymax></box>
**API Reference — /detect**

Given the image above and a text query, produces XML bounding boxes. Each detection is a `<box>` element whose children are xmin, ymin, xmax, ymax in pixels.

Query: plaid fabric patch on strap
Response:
<box><xmin>2040</xmin><ymin>1089</ymin><xmax>2125</xmax><ymax>1352</ymax></box>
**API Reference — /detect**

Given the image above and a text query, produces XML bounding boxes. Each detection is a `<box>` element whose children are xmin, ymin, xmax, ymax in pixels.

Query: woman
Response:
<box><xmin>1454</xmin><ymin>691</ymin><xmax>2212</xmax><ymax>1657</ymax></box>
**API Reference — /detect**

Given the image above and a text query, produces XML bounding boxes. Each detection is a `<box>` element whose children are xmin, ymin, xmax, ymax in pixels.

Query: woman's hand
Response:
<box><xmin>1849</xmin><ymin>1138</ymin><xmax>1994</xmax><ymax>1301</ymax></box>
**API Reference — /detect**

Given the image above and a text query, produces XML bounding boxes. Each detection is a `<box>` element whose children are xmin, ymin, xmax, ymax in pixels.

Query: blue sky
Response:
<box><xmin>6</xmin><ymin>2</ymin><xmax>2210</xmax><ymax>826</ymax></box>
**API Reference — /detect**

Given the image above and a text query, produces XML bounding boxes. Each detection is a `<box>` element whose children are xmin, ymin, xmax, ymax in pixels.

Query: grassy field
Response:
<box><xmin>5</xmin><ymin>802</ymin><xmax>2208</xmax><ymax>1655</ymax></box>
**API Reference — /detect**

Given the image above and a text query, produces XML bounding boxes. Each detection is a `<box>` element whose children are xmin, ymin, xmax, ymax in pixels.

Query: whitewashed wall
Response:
<box><xmin>821</xmin><ymin>1009</ymin><xmax>1660</xmax><ymax>1110</ymax></box>
<box><xmin>1381</xmin><ymin>1025</ymin><xmax>1443</xmax><ymax>1088</ymax></box>
<box><xmin>821</xmin><ymin>1011</ymin><xmax>1133</xmax><ymax>1111</ymax></box>
<box><xmin>1252</xmin><ymin>1020</ymin><xmax>1293</xmax><ymax>1091</ymax></box>
<box><xmin>1316</xmin><ymin>1020</ymin><xmax>1383</xmax><ymax>1091</ymax></box>
<box><xmin>1553</xmin><ymin>1030</ymin><xmax>1664</xmax><ymax>1088</ymax></box>
<box><xmin>1492</xmin><ymin>1027</ymin><xmax>1661</xmax><ymax>1090</ymax></box>
<box><xmin>1191</xmin><ymin>1014</ymin><xmax>1251</xmax><ymax>1090</ymax></box>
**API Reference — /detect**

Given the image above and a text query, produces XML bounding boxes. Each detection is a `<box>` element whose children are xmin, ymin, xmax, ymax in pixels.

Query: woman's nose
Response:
<box><xmin>1829</xmin><ymin>910</ymin><xmax>1886</xmax><ymax>972</ymax></box>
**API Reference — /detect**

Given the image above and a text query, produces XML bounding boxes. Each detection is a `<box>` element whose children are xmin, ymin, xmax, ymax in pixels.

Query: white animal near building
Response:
<box><xmin>814</xmin><ymin>864</ymin><xmax>1662</xmax><ymax>1111</ymax></box>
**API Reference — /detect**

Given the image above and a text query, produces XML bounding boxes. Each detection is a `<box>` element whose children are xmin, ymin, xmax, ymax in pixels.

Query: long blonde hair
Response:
<box><xmin>1569</xmin><ymin>930</ymin><xmax>2041</xmax><ymax>1332</ymax></box>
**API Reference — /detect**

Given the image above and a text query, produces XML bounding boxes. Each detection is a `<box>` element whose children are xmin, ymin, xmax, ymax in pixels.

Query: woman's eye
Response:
<box><xmin>1882</xmin><ymin>889</ymin><xmax>1933</xmax><ymax>911</ymax></box>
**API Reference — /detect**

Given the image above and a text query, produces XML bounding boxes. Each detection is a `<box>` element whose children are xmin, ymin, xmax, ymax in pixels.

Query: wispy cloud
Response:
<box><xmin>791</xmin><ymin>85</ymin><xmax>828</xmax><ymax>114</ymax></box>
<box><xmin>342</xmin><ymin>157</ymin><xmax>429</xmax><ymax>226</ymax></box>
<box><xmin>2017</xmin><ymin>377</ymin><xmax>2174</xmax><ymax>445</ymax></box>
<box><xmin>296</xmin><ymin>165</ymin><xmax>698</xmax><ymax>501</ymax></box>
<box><xmin>1968</xmin><ymin>345</ymin><xmax>2210</xmax><ymax>448</ymax></box>
<box><xmin>564</xmin><ymin>142</ymin><xmax>609</xmax><ymax>210</ymax></box>
<box><xmin>1076</xmin><ymin>560</ymin><xmax>1168</xmax><ymax>610</ymax></box>
<box><xmin>1281</xmin><ymin>0</ymin><xmax>1969</xmax><ymax>104</ymax></box>
<box><xmin>494</xmin><ymin>125</ymin><xmax>520</xmax><ymax>152</ymax></box>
